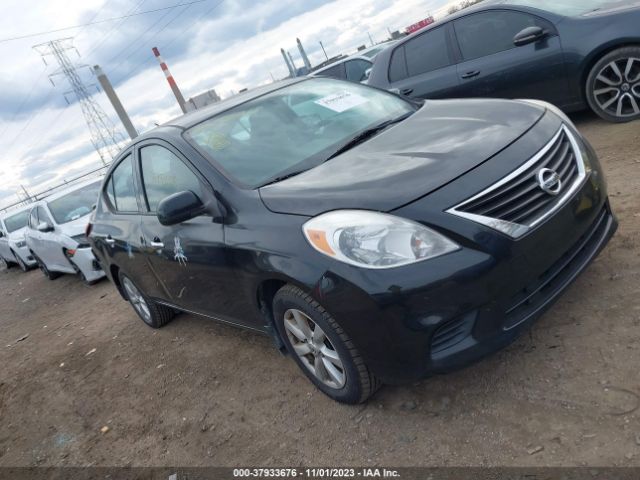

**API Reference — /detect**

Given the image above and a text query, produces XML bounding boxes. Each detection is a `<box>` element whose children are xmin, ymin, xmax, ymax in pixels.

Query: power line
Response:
<box><xmin>0</xmin><ymin>0</ymin><xmax>212</xmax><ymax>44</ymax></box>
<box><xmin>118</xmin><ymin>0</ymin><xmax>224</xmax><ymax>83</ymax></box>
<box><xmin>82</xmin><ymin>0</ymin><xmax>147</xmax><ymax>59</ymax></box>
<box><xmin>110</xmin><ymin>1</ymin><xmax>199</xmax><ymax>78</ymax></box>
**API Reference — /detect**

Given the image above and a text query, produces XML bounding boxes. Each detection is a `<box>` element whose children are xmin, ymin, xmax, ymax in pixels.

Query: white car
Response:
<box><xmin>0</xmin><ymin>206</ymin><xmax>37</xmax><ymax>272</ymax></box>
<box><xmin>25</xmin><ymin>179</ymin><xmax>105</xmax><ymax>284</ymax></box>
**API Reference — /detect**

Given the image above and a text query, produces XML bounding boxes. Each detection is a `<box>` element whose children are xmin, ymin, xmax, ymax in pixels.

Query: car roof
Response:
<box><xmin>162</xmin><ymin>78</ymin><xmax>307</xmax><ymax>131</ymax></box>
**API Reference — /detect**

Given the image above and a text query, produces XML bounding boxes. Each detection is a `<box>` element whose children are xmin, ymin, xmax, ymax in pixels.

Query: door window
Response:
<box><xmin>139</xmin><ymin>145</ymin><xmax>205</xmax><ymax>212</ymax></box>
<box><xmin>388</xmin><ymin>47</ymin><xmax>408</xmax><ymax>82</ymax></box>
<box><xmin>345</xmin><ymin>59</ymin><xmax>373</xmax><ymax>82</ymax></box>
<box><xmin>106</xmin><ymin>154</ymin><xmax>139</xmax><ymax>213</ymax></box>
<box><xmin>454</xmin><ymin>11</ymin><xmax>540</xmax><ymax>61</ymax></box>
<box><xmin>319</xmin><ymin>63</ymin><xmax>346</xmax><ymax>80</ymax></box>
<box><xmin>404</xmin><ymin>26</ymin><xmax>452</xmax><ymax>78</ymax></box>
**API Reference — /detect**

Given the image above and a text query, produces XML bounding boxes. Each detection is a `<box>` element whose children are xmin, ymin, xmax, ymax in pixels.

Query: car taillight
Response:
<box><xmin>85</xmin><ymin>222</ymin><xmax>93</xmax><ymax>238</ymax></box>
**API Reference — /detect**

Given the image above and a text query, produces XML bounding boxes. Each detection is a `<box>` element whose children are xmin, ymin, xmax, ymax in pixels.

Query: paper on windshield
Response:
<box><xmin>315</xmin><ymin>91</ymin><xmax>369</xmax><ymax>113</ymax></box>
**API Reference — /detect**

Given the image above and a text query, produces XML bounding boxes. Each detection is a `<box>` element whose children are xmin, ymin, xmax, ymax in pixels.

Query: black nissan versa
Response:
<box><xmin>88</xmin><ymin>78</ymin><xmax>616</xmax><ymax>404</ymax></box>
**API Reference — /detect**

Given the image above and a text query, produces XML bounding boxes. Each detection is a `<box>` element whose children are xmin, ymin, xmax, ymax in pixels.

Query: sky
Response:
<box><xmin>0</xmin><ymin>0</ymin><xmax>457</xmax><ymax>209</ymax></box>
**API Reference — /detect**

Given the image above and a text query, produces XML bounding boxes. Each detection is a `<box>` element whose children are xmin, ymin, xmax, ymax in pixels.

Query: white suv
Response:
<box><xmin>25</xmin><ymin>179</ymin><xmax>105</xmax><ymax>284</ymax></box>
<box><xmin>0</xmin><ymin>206</ymin><xmax>37</xmax><ymax>271</ymax></box>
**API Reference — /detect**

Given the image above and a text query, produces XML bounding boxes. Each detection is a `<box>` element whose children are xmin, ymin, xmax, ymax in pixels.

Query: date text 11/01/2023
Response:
<box><xmin>232</xmin><ymin>468</ymin><xmax>401</xmax><ymax>478</ymax></box>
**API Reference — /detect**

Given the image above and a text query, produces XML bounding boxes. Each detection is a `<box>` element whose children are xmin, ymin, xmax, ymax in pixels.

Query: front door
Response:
<box><xmin>135</xmin><ymin>142</ymin><xmax>250</xmax><ymax>327</ymax></box>
<box><xmin>451</xmin><ymin>10</ymin><xmax>569</xmax><ymax>107</ymax></box>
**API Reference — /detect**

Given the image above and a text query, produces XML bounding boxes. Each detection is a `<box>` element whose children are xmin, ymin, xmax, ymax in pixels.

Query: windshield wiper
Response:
<box><xmin>259</xmin><ymin>169</ymin><xmax>308</xmax><ymax>187</ymax></box>
<box><xmin>324</xmin><ymin>112</ymin><xmax>414</xmax><ymax>162</ymax></box>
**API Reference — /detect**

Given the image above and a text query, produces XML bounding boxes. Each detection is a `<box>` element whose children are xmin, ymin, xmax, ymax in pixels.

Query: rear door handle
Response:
<box><xmin>105</xmin><ymin>236</ymin><xmax>115</xmax><ymax>246</ymax></box>
<box><xmin>400</xmin><ymin>88</ymin><xmax>414</xmax><ymax>96</ymax></box>
<box><xmin>150</xmin><ymin>240</ymin><xmax>164</xmax><ymax>249</ymax></box>
<box><xmin>461</xmin><ymin>70</ymin><xmax>481</xmax><ymax>79</ymax></box>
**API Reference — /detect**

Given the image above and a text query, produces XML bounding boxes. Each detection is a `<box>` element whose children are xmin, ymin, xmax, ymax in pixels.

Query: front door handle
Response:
<box><xmin>461</xmin><ymin>70</ymin><xmax>481</xmax><ymax>79</ymax></box>
<box><xmin>105</xmin><ymin>236</ymin><xmax>115</xmax><ymax>246</ymax></box>
<box><xmin>150</xmin><ymin>240</ymin><xmax>164</xmax><ymax>249</ymax></box>
<box><xmin>400</xmin><ymin>88</ymin><xmax>414</xmax><ymax>96</ymax></box>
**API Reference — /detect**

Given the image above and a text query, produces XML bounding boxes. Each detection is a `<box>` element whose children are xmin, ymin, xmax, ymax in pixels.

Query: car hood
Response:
<box><xmin>58</xmin><ymin>214</ymin><xmax>91</xmax><ymax>238</ymax></box>
<box><xmin>259</xmin><ymin>98</ymin><xmax>545</xmax><ymax>216</ymax></box>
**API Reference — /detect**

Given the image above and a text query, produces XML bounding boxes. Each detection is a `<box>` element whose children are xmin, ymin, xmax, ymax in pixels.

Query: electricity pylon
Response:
<box><xmin>33</xmin><ymin>38</ymin><xmax>126</xmax><ymax>165</ymax></box>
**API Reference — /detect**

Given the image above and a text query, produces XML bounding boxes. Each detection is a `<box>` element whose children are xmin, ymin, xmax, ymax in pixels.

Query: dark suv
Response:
<box><xmin>366</xmin><ymin>0</ymin><xmax>640</xmax><ymax>123</ymax></box>
<box><xmin>89</xmin><ymin>78</ymin><xmax>616</xmax><ymax>404</ymax></box>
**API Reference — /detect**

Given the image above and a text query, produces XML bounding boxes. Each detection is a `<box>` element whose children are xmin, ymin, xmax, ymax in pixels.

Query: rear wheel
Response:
<box><xmin>273</xmin><ymin>284</ymin><xmax>380</xmax><ymax>404</ymax></box>
<box><xmin>586</xmin><ymin>47</ymin><xmax>640</xmax><ymax>123</ymax></box>
<box><xmin>119</xmin><ymin>273</ymin><xmax>175</xmax><ymax>328</ymax></box>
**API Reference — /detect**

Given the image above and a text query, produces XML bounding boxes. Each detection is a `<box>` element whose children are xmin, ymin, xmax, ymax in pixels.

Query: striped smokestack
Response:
<box><xmin>152</xmin><ymin>46</ymin><xmax>187</xmax><ymax>114</ymax></box>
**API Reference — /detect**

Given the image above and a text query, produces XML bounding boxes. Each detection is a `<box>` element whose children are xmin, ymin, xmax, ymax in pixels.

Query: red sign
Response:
<box><xmin>405</xmin><ymin>16</ymin><xmax>435</xmax><ymax>34</ymax></box>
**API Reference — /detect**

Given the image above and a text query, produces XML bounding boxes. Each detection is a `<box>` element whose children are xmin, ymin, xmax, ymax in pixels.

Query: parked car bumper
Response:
<box><xmin>13</xmin><ymin>244</ymin><xmax>37</xmax><ymax>267</ymax></box>
<box><xmin>70</xmin><ymin>247</ymin><xmax>106</xmax><ymax>282</ymax></box>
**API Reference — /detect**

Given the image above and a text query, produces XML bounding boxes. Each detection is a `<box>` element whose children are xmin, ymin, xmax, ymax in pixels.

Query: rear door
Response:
<box><xmin>451</xmin><ymin>9</ymin><xmax>569</xmax><ymax>105</ymax></box>
<box><xmin>92</xmin><ymin>151</ymin><xmax>148</xmax><ymax>288</ymax></box>
<box><xmin>135</xmin><ymin>141</ymin><xmax>246</xmax><ymax>325</ymax></box>
<box><xmin>387</xmin><ymin>24</ymin><xmax>460</xmax><ymax>99</ymax></box>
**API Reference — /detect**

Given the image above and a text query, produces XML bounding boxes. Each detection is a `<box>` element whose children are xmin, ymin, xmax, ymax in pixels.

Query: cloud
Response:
<box><xmin>0</xmin><ymin>0</ymin><xmax>450</xmax><ymax>209</ymax></box>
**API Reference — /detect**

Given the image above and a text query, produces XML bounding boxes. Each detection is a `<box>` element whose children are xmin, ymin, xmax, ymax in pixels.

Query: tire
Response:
<box><xmin>12</xmin><ymin>251</ymin><xmax>28</xmax><ymax>272</ymax></box>
<box><xmin>118</xmin><ymin>272</ymin><xmax>175</xmax><ymax>329</ymax></box>
<box><xmin>273</xmin><ymin>284</ymin><xmax>380</xmax><ymax>404</ymax></box>
<box><xmin>34</xmin><ymin>255</ymin><xmax>61</xmax><ymax>280</ymax></box>
<box><xmin>586</xmin><ymin>46</ymin><xmax>640</xmax><ymax>123</ymax></box>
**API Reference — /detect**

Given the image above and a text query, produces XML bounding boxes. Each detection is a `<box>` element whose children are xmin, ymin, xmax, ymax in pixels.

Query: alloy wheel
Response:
<box><xmin>122</xmin><ymin>277</ymin><xmax>152</xmax><ymax>323</ymax></box>
<box><xmin>283</xmin><ymin>308</ymin><xmax>346</xmax><ymax>389</ymax></box>
<box><xmin>593</xmin><ymin>57</ymin><xmax>640</xmax><ymax>119</ymax></box>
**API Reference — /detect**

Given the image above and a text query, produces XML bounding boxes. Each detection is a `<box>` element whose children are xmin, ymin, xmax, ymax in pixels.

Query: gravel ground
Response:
<box><xmin>0</xmin><ymin>112</ymin><xmax>638</xmax><ymax>467</ymax></box>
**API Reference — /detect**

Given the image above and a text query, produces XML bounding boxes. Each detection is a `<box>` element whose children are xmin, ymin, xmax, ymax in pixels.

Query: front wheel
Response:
<box><xmin>273</xmin><ymin>284</ymin><xmax>380</xmax><ymax>404</ymax></box>
<box><xmin>586</xmin><ymin>47</ymin><xmax>640</xmax><ymax>123</ymax></box>
<box><xmin>119</xmin><ymin>273</ymin><xmax>175</xmax><ymax>328</ymax></box>
<box><xmin>35</xmin><ymin>255</ymin><xmax>60</xmax><ymax>280</ymax></box>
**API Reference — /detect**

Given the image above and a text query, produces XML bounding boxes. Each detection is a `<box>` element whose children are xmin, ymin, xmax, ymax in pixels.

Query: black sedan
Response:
<box><xmin>367</xmin><ymin>0</ymin><xmax>640</xmax><ymax>122</ymax></box>
<box><xmin>88</xmin><ymin>78</ymin><xmax>616</xmax><ymax>404</ymax></box>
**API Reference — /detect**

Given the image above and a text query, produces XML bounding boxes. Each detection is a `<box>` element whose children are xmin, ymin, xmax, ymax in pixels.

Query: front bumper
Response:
<box><xmin>311</xmin><ymin>118</ymin><xmax>616</xmax><ymax>383</ymax></box>
<box><xmin>14</xmin><ymin>245</ymin><xmax>36</xmax><ymax>267</ymax></box>
<box><xmin>70</xmin><ymin>247</ymin><xmax>106</xmax><ymax>282</ymax></box>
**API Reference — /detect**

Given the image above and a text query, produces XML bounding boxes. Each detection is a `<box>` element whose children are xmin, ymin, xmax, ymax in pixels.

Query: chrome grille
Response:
<box><xmin>447</xmin><ymin>125</ymin><xmax>589</xmax><ymax>238</ymax></box>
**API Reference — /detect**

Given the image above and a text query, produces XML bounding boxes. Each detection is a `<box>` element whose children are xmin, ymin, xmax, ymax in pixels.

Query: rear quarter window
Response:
<box><xmin>388</xmin><ymin>46</ymin><xmax>408</xmax><ymax>83</ymax></box>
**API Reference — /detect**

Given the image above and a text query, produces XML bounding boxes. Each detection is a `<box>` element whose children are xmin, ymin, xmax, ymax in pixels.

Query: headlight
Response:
<box><xmin>14</xmin><ymin>240</ymin><xmax>26</xmax><ymax>248</ymax></box>
<box><xmin>303</xmin><ymin>210</ymin><xmax>460</xmax><ymax>269</ymax></box>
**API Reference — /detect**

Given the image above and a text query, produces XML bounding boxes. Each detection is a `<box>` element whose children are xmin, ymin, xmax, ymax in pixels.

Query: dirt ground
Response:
<box><xmin>0</xmin><ymin>112</ymin><xmax>638</xmax><ymax>468</ymax></box>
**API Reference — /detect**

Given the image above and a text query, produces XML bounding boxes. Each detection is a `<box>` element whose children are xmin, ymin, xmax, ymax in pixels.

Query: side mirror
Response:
<box><xmin>37</xmin><ymin>222</ymin><xmax>54</xmax><ymax>233</ymax></box>
<box><xmin>514</xmin><ymin>26</ymin><xmax>546</xmax><ymax>47</ymax></box>
<box><xmin>157</xmin><ymin>191</ymin><xmax>205</xmax><ymax>226</ymax></box>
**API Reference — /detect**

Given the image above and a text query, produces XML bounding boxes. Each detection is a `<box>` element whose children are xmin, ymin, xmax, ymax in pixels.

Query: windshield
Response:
<box><xmin>47</xmin><ymin>182</ymin><xmax>101</xmax><ymax>225</ymax></box>
<box><xmin>185</xmin><ymin>78</ymin><xmax>415</xmax><ymax>188</ymax></box>
<box><xmin>4</xmin><ymin>210</ymin><xmax>29</xmax><ymax>233</ymax></box>
<box><xmin>507</xmin><ymin>0</ymin><xmax>628</xmax><ymax>16</ymax></box>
